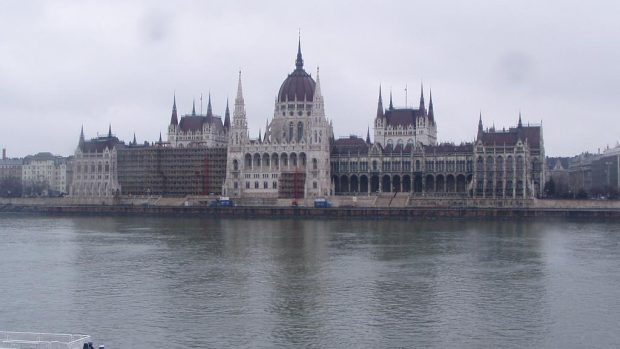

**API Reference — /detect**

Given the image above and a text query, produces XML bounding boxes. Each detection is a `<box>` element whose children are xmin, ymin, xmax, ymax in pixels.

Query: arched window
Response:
<box><xmin>245</xmin><ymin>154</ymin><xmax>252</xmax><ymax>169</ymax></box>
<box><xmin>233</xmin><ymin>159</ymin><xmax>239</xmax><ymax>171</ymax></box>
<box><xmin>289</xmin><ymin>122</ymin><xmax>294</xmax><ymax>142</ymax></box>
<box><xmin>313</xmin><ymin>158</ymin><xmax>318</xmax><ymax>170</ymax></box>
<box><xmin>297</xmin><ymin>122</ymin><xmax>303</xmax><ymax>142</ymax></box>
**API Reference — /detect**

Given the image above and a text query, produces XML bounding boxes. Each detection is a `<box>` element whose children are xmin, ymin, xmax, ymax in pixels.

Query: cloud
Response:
<box><xmin>0</xmin><ymin>0</ymin><xmax>619</xmax><ymax>157</ymax></box>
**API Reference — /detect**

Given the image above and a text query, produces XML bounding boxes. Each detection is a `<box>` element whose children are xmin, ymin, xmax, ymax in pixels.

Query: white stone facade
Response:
<box><xmin>69</xmin><ymin>128</ymin><xmax>122</xmax><ymax>197</ymax></box>
<box><xmin>223</xmin><ymin>44</ymin><xmax>333</xmax><ymax>199</ymax></box>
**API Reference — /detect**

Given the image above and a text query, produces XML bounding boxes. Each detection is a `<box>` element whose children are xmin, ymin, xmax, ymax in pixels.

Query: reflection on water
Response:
<box><xmin>1</xmin><ymin>216</ymin><xmax>620</xmax><ymax>348</ymax></box>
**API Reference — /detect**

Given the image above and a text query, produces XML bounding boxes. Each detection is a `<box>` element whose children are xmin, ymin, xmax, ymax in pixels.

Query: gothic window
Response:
<box><xmin>289</xmin><ymin>122</ymin><xmax>294</xmax><ymax>142</ymax></box>
<box><xmin>297</xmin><ymin>122</ymin><xmax>303</xmax><ymax>142</ymax></box>
<box><xmin>273</xmin><ymin>181</ymin><xmax>277</xmax><ymax>189</ymax></box>
<box><xmin>245</xmin><ymin>154</ymin><xmax>252</xmax><ymax>169</ymax></box>
<box><xmin>254</xmin><ymin>181</ymin><xmax>259</xmax><ymax>189</ymax></box>
<box><xmin>246</xmin><ymin>182</ymin><xmax>250</xmax><ymax>189</ymax></box>
<box><xmin>314</xmin><ymin>131</ymin><xmax>317</xmax><ymax>143</ymax></box>
<box><xmin>312</xmin><ymin>158</ymin><xmax>318</xmax><ymax>170</ymax></box>
<box><xmin>264</xmin><ymin>181</ymin><xmax>268</xmax><ymax>189</ymax></box>
<box><xmin>372</xmin><ymin>160</ymin><xmax>378</xmax><ymax>171</ymax></box>
<box><xmin>291</xmin><ymin>153</ymin><xmax>298</xmax><ymax>167</ymax></box>
<box><xmin>233</xmin><ymin>160</ymin><xmax>239</xmax><ymax>171</ymax></box>
<box><xmin>313</xmin><ymin>181</ymin><xmax>317</xmax><ymax>189</ymax></box>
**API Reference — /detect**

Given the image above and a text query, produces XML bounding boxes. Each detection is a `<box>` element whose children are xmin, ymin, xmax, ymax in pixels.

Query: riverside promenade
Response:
<box><xmin>2</xmin><ymin>196</ymin><xmax>620</xmax><ymax>219</ymax></box>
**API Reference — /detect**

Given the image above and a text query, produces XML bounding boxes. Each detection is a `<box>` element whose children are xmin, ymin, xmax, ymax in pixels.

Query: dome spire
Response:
<box><xmin>295</xmin><ymin>31</ymin><xmax>304</xmax><ymax>69</ymax></box>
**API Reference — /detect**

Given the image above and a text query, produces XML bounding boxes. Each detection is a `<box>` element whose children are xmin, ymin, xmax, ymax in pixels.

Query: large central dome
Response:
<box><xmin>277</xmin><ymin>41</ymin><xmax>316</xmax><ymax>102</ymax></box>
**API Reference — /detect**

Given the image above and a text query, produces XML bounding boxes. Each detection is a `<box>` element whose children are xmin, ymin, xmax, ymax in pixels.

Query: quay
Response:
<box><xmin>1</xmin><ymin>196</ymin><xmax>620</xmax><ymax>219</ymax></box>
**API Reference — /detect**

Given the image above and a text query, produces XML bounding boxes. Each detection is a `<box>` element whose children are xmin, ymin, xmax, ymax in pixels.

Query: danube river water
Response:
<box><xmin>1</xmin><ymin>216</ymin><xmax>620</xmax><ymax>348</ymax></box>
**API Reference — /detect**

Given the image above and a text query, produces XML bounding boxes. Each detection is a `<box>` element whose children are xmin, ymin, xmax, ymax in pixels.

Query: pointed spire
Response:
<box><xmin>366</xmin><ymin>126</ymin><xmax>371</xmax><ymax>144</ymax></box>
<box><xmin>389</xmin><ymin>89</ymin><xmax>394</xmax><ymax>110</ymax></box>
<box><xmin>376</xmin><ymin>85</ymin><xmax>384</xmax><ymax>118</ymax></box>
<box><xmin>192</xmin><ymin>99</ymin><xmax>196</xmax><ymax>116</ymax></box>
<box><xmin>314</xmin><ymin>66</ymin><xmax>322</xmax><ymax>100</ymax></box>
<box><xmin>428</xmin><ymin>89</ymin><xmax>434</xmax><ymax>121</ymax></box>
<box><xmin>206</xmin><ymin>93</ymin><xmax>213</xmax><ymax>117</ymax></box>
<box><xmin>419</xmin><ymin>82</ymin><xmax>425</xmax><ymax>110</ymax></box>
<box><xmin>158</xmin><ymin>132</ymin><xmax>162</xmax><ymax>143</ymax></box>
<box><xmin>224</xmin><ymin>98</ymin><xmax>231</xmax><ymax>129</ymax></box>
<box><xmin>518</xmin><ymin>111</ymin><xmax>523</xmax><ymax>128</ymax></box>
<box><xmin>236</xmin><ymin>71</ymin><xmax>244</xmax><ymax>104</ymax></box>
<box><xmin>295</xmin><ymin>31</ymin><xmax>304</xmax><ymax>69</ymax></box>
<box><xmin>258</xmin><ymin>128</ymin><xmax>262</xmax><ymax>143</ymax></box>
<box><xmin>132</xmin><ymin>132</ymin><xmax>137</xmax><ymax>145</ymax></box>
<box><xmin>108</xmin><ymin>124</ymin><xmax>112</xmax><ymax>137</ymax></box>
<box><xmin>79</xmin><ymin>125</ymin><xmax>85</xmax><ymax>148</ymax></box>
<box><xmin>170</xmin><ymin>93</ymin><xmax>178</xmax><ymax>125</ymax></box>
<box><xmin>478</xmin><ymin>111</ymin><xmax>483</xmax><ymax>132</ymax></box>
<box><xmin>265</xmin><ymin>118</ymin><xmax>269</xmax><ymax>141</ymax></box>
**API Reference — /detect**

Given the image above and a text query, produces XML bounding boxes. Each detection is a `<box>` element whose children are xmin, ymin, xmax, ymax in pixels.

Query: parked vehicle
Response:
<box><xmin>209</xmin><ymin>197</ymin><xmax>234</xmax><ymax>207</ymax></box>
<box><xmin>313</xmin><ymin>198</ymin><xmax>332</xmax><ymax>208</ymax></box>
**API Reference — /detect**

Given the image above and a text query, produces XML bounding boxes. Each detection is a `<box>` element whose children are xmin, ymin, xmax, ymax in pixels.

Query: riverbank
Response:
<box><xmin>2</xmin><ymin>202</ymin><xmax>620</xmax><ymax>219</ymax></box>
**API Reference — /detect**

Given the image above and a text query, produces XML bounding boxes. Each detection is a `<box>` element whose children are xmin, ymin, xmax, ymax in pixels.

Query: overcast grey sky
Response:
<box><xmin>1</xmin><ymin>0</ymin><xmax>619</xmax><ymax>157</ymax></box>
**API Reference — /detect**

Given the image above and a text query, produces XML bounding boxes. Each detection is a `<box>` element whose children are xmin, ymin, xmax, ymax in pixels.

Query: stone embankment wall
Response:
<box><xmin>2</xmin><ymin>196</ymin><xmax>620</xmax><ymax>219</ymax></box>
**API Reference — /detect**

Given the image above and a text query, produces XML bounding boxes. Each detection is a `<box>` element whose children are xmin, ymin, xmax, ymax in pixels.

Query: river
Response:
<box><xmin>1</xmin><ymin>216</ymin><xmax>619</xmax><ymax>348</ymax></box>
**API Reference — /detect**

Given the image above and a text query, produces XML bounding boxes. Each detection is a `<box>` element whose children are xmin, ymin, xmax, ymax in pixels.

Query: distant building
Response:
<box><xmin>21</xmin><ymin>152</ymin><xmax>68</xmax><ymax>196</ymax></box>
<box><xmin>590</xmin><ymin>153</ymin><xmax>619</xmax><ymax>197</ymax></box>
<box><xmin>0</xmin><ymin>149</ymin><xmax>23</xmax><ymax>197</ymax></box>
<box><xmin>0</xmin><ymin>149</ymin><xmax>22</xmax><ymax>181</ymax></box>
<box><xmin>69</xmin><ymin>126</ymin><xmax>124</xmax><ymax>197</ymax></box>
<box><xmin>117</xmin><ymin>142</ymin><xmax>227</xmax><ymax>196</ymax></box>
<box><xmin>545</xmin><ymin>156</ymin><xmax>570</xmax><ymax>197</ymax></box>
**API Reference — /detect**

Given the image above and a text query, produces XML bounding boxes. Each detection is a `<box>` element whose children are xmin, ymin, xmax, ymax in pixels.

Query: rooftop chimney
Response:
<box><xmin>2</xmin><ymin>148</ymin><xmax>6</xmax><ymax>160</ymax></box>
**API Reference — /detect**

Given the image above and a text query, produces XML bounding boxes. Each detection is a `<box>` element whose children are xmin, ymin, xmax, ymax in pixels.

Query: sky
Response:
<box><xmin>1</xmin><ymin>0</ymin><xmax>619</xmax><ymax>158</ymax></box>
